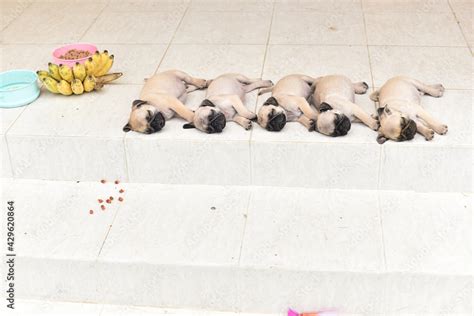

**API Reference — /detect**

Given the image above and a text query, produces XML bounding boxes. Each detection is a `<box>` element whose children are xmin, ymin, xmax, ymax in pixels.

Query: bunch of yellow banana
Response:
<box><xmin>37</xmin><ymin>50</ymin><xmax>121</xmax><ymax>96</ymax></box>
<box><xmin>85</xmin><ymin>50</ymin><xmax>115</xmax><ymax>77</ymax></box>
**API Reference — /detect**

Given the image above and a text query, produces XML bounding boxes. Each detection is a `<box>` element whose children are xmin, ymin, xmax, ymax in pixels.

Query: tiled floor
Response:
<box><xmin>0</xmin><ymin>0</ymin><xmax>471</xmax><ymax>120</ymax></box>
<box><xmin>0</xmin><ymin>0</ymin><xmax>472</xmax><ymax>187</ymax></box>
<box><xmin>0</xmin><ymin>0</ymin><xmax>472</xmax><ymax>122</ymax></box>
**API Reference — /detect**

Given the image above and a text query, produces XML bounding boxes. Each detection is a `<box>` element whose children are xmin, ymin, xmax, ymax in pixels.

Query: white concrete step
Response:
<box><xmin>1</xmin><ymin>179</ymin><xmax>470</xmax><ymax>315</ymax></box>
<box><xmin>1</xmin><ymin>85</ymin><xmax>472</xmax><ymax>192</ymax></box>
<box><xmin>7</xmin><ymin>299</ymin><xmax>468</xmax><ymax>316</ymax></box>
<box><xmin>9</xmin><ymin>299</ymin><xmax>278</xmax><ymax>316</ymax></box>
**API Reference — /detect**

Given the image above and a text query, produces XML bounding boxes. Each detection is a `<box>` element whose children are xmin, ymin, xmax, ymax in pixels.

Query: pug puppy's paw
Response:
<box><xmin>244</xmin><ymin>119</ymin><xmax>252</xmax><ymax>130</ymax></box>
<box><xmin>434</xmin><ymin>124</ymin><xmax>448</xmax><ymax>135</ymax></box>
<box><xmin>263</xmin><ymin>80</ymin><xmax>274</xmax><ymax>87</ymax></box>
<box><xmin>369</xmin><ymin>119</ymin><xmax>380</xmax><ymax>131</ymax></box>
<box><xmin>196</xmin><ymin>79</ymin><xmax>208</xmax><ymax>89</ymax></box>
<box><xmin>424</xmin><ymin>129</ymin><xmax>435</xmax><ymax>141</ymax></box>
<box><xmin>430</xmin><ymin>84</ymin><xmax>445</xmax><ymax>97</ymax></box>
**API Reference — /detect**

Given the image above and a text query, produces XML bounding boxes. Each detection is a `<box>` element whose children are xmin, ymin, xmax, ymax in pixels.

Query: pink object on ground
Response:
<box><xmin>52</xmin><ymin>43</ymin><xmax>98</xmax><ymax>67</ymax></box>
<box><xmin>288</xmin><ymin>309</ymin><xmax>300</xmax><ymax>316</ymax></box>
<box><xmin>288</xmin><ymin>309</ymin><xmax>338</xmax><ymax>316</ymax></box>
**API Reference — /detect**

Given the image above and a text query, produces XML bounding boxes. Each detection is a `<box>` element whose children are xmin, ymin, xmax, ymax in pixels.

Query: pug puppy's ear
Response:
<box><xmin>376</xmin><ymin>106</ymin><xmax>385</xmax><ymax>116</ymax></box>
<box><xmin>263</xmin><ymin>96</ymin><xmax>279</xmax><ymax>106</ymax></box>
<box><xmin>183</xmin><ymin>123</ymin><xmax>196</xmax><ymax>129</ymax></box>
<box><xmin>319</xmin><ymin>102</ymin><xmax>333</xmax><ymax>113</ymax></box>
<box><xmin>377</xmin><ymin>132</ymin><xmax>387</xmax><ymax>144</ymax></box>
<box><xmin>123</xmin><ymin>123</ymin><xmax>132</xmax><ymax>132</ymax></box>
<box><xmin>132</xmin><ymin>99</ymin><xmax>147</xmax><ymax>108</ymax></box>
<box><xmin>200</xmin><ymin>99</ymin><xmax>216</xmax><ymax>107</ymax></box>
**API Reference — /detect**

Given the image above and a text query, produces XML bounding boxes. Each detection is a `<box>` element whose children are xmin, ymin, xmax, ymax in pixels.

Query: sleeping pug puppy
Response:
<box><xmin>183</xmin><ymin>73</ymin><xmax>273</xmax><ymax>133</ymax></box>
<box><xmin>311</xmin><ymin>75</ymin><xmax>379</xmax><ymax>136</ymax></box>
<box><xmin>257</xmin><ymin>74</ymin><xmax>350</xmax><ymax>136</ymax></box>
<box><xmin>123</xmin><ymin>70</ymin><xmax>207</xmax><ymax>134</ymax></box>
<box><xmin>256</xmin><ymin>74</ymin><xmax>316</xmax><ymax>132</ymax></box>
<box><xmin>371</xmin><ymin>76</ymin><xmax>447</xmax><ymax>144</ymax></box>
<box><xmin>256</xmin><ymin>96</ymin><xmax>288</xmax><ymax>132</ymax></box>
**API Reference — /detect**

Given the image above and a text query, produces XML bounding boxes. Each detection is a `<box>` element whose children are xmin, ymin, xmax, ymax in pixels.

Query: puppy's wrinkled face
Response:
<box><xmin>123</xmin><ymin>99</ymin><xmax>165</xmax><ymax>134</ymax></box>
<box><xmin>185</xmin><ymin>99</ymin><xmax>226</xmax><ymax>133</ymax></box>
<box><xmin>257</xmin><ymin>97</ymin><xmax>287</xmax><ymax>132</ymax></box>
<box><xmin>376</xmin><ymin>105</ymin><xmax>417</xmax><ymax>144</ymax></box>
<box><xmin>316</xmin><ymin>102</ymin><xmax>351</xmax><ymax>137</ymax></box>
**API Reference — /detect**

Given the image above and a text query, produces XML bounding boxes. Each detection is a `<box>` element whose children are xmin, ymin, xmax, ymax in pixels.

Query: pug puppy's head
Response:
<box><xmin>183</xmin><ymin>99</ymin><xmax>226</xmax><ymax>133</ymax></box>
<box><xmin>375</xmin><ymin>105</ymin><xmax>417</xmax><ymax>144</ymax></box>
<box><xmin>257</xmin><ymin>97</ymin><xmax>287</xmax><ymax>132</ymax></box>
<box><xmin>315</xmin><ymin>102</ymin><xmax>351</xmax><ymax>137</ymax></box>
<box><xmin>123</xmin><ymin>99</ymin><xmax>166</xmax><ymax>134</ymax></box>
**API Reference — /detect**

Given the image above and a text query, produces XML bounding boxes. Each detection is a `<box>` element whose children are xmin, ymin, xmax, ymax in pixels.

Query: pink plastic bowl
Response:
<box><xmin>52</xmin><ymin>43</ymin><xmax>98</xmax><ymax>68</ymax></box>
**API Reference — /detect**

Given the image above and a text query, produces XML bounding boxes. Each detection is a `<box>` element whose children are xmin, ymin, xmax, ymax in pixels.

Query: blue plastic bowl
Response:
<box><xmin>0</xmin><ymin>70</ymin><xmax>40</xmax><ymax>108</ymax></box>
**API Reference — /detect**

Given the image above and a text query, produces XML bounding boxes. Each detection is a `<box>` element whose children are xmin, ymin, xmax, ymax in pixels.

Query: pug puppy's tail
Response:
<box><xmin>370</xmin><ymin>90</ymin><xmax>380</xmax><ymax>102</ymax></box>
<box><xmin>300</xmin><ymin>75</ymin><xmax>319</xmax><ymax>85</ymax></box>
<box><xmin>258</xmin><ymin>86</ymin><xmax>273</xmax><ymax>95</ymax></box>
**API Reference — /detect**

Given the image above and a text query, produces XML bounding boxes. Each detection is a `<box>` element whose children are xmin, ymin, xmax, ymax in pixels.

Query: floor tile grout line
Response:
<box><xmin>258</xmin><ymin>1</ymin><xmax>275</xmax><ymax>80</ymax></box>
<box><xmin>360</xmin><ymin>0</ymin><xmax>383</xmax><ymax>195</ymax></box>
<box><xmin>447</xmin><ymin>0</ymin><xmax>473</xmax><ymax>55</ymax></box>
<box><xmin>96</xmin><ymin>201</ymin><xmax>124</xmax><ymax>260</ymax></box>
<box><xmin>1</xmin><ymin>42</ymin><xmax>471</xmax><ymax>48</ymax></box>
<box><xmin>237</xmin><ymin>1</ymin><xmax>274</xmax><ymax>266</ymax></box>
<box><xmin>359</xmin><ymin>0</ymin><xmax>375</xmax><ymax>90</ymax></box>
<box><xmin>5</xmin><ymin>131</ymin><xmax>473</xmax><ymax>147</ymax></box>
<box><xmin>1</xmin><ymin>0</ymin><xmax>34</xmax><ymax>32</ymax></box>
<box><xmin>376</xmin><ymin>189</ymin><xmax>388</xmax><ymax>273</ymax></box>
<box><xmin>122</xmin><ymin>135</ymin><xmax>131</xmax><ymax>183</ymax></box>
<box><xmin>78</xmin><ymin>0</ymin><xmax>112</xmax><ymax>42</ymax></box>
<box><xmin>3</xmin><ymin>105</ymin><xmax>29</xmax><ymax>177</ymax></box>
<box><xmin>3</xmin><ymin>135</ymin><xmax>15</xmax><ymax>178</ymax></box>
<box><xmin>377</xmin><ymin>141</ymin><xmax>384</xmax><ymax>189</ymax></box>
<box><xmin>362</xmin><ymin>0</ymin><xmax>385</xmax><ymax>277</ymax></box>
<box><xmin>237</xmin><ymin>190</ymin><xmax>253</xmax><ymax>266</ymax></box>
<box><xmin>248</xmin><ymin>1</ymin><xmax>276</xmax><ymax>186</ymax></box>
<box><xmin>14</xmin><ymin>80</ymin><xmax>474</xmax><ymax>90</ymax></box>
<box><xmin>152</xmin><ymin>4</ymin><xmax>190</xmax><ymax>74</ymax></box>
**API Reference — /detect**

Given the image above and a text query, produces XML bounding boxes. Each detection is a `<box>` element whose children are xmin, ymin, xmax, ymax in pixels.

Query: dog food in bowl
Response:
<box><xmin>59</xmin><ymin>49</ymin><xmax>92</xmax><ymax>60</ymax></box>
<box><xmin>52</xmin><ymin>43</ymin><xmax>98</xmax><ymax>67</ymax></box>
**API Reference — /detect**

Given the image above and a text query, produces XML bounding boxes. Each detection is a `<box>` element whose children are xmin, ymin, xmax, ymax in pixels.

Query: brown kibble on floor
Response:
<box><xmin>118</xmin><ymin>197</ymin><xmax>123</xmax><ymax>202</ymax></box>
<box><xmin>119</xmin><ymin>189</ymin><xmax>124</xmax><ymax>193</ymax></box>
<box><xmin>101</xmin><ymin>205</ymin><xmax>106</xmax><ymax>210</ymax></box>
<box><xmin>106</xmin><ymin>199</ymin><xmax>111</xmax><ymax>204</ymax></box>
<box><xmin>89</xmin><ymin>210</ymin><xmax>94</xmax><ymax>215</ymax></box>
<box><xmin>98</xmin><ymin>199</ymin><xmax>103</xmax><ymax>203</ymax></box>
<box><xmin>115</xmin><ymin>180</ymin><xmax>120</xmax><ymax>184</ymax></box>
<box><xmin>101</xmin><ymin>179</ymin><xmax>106</xmax><ymax>184</ymax></box>
<box><xmin>109</xmin><ymin>196</ymin><xmax>114</xmax><ymax>200</ymax></box>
